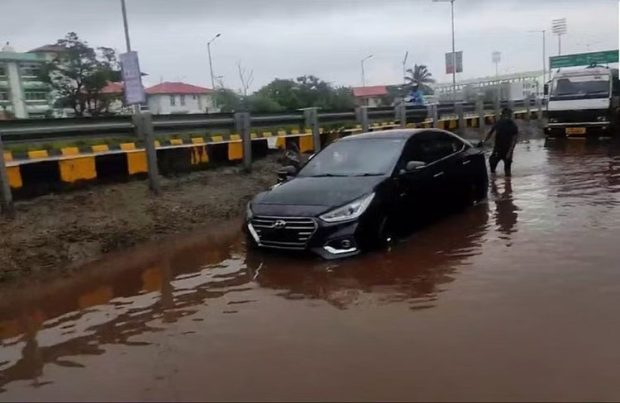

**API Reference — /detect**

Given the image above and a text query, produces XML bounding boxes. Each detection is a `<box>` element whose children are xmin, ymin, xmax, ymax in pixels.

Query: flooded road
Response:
<box><xmin>1</xmin><ymin>137</ymin><xmax>620</xmax><ymax>401</ymax></box>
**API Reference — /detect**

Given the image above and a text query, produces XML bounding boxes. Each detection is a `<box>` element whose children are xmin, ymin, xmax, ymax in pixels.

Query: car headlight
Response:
<box><xmin>319</xmin><ymin>193</ymin><xmax>375</xmax><ymax>223</ymax></box>
<box><xmin>246</xmin><ymin>202</ymin><xmax>254</xmax><ymax>220</ymax></box>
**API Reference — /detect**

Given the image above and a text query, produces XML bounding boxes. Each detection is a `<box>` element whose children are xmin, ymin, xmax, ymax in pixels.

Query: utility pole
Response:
<box><xmin>361</xmin><ymin>54</ymin><xmax>373</xmax><ymax>87</ymax></box>
<box><xmin>120</xmin><ymin>0</ymin><xmax>160</xmax><ymax>194</ymax></box>
<box><xmin>207</xmin><ymin>33</ymin><xmax>221</xmax><ymax>89</ymax></box>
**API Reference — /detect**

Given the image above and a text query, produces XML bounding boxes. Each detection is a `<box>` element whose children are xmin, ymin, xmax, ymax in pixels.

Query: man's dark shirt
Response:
<box><xmin>491</xmin><ymin>117</ymin><xmax>518</xmax><ymax>154</ymax></box>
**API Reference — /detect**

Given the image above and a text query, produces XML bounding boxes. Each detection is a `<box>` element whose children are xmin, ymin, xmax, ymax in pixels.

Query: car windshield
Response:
<box><xmin>552</xmin><ymin>75</ymin><xmax>610</xmax><ymax>97</ymax></box>
<box><xmin>298</xmin><ymin>138</ymin><xmax>405</xmax><ymax>177</ymax></box>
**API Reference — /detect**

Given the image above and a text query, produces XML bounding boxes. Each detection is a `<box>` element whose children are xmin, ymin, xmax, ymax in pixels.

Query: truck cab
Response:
<box><xmin>545</xmin><ymin>66</ymin><xmax>620</xmax><ymax>137</ymax></box>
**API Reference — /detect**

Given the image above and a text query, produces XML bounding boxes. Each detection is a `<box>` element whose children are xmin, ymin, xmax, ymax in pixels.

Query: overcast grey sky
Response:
<box><xmin>1</xmin><ymin>0</ymin><xmax>618</xmax><ymax>91</ymax></box>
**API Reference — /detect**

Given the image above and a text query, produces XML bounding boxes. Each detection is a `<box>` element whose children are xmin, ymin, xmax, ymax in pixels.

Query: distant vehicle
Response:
<box><xmin>544</xmin><ymin>66</ymin><xmax>620</xmax><ymax>137</ymax></box>
<box><xmin>245</xmin><ymin>129</ymin><xmax>488</xmax><ymax>259</ymax></box>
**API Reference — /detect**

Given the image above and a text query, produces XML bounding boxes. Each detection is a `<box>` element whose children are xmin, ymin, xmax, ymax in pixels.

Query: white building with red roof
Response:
<box><xmin>352</xmin><ymin>85</ymin><xmax>388</xmax><ymax>107</ymax></box>
<box><xmin>145</xmin><ymin>81</ymin><xmax>217</xmax><ymax>114</ymax></box>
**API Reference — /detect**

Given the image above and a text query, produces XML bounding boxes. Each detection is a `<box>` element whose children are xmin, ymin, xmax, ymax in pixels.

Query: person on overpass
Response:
<box><xmin>479</xmin><ymin>107</ymin><xmax>519</xmax><ymax>177</ymax></box>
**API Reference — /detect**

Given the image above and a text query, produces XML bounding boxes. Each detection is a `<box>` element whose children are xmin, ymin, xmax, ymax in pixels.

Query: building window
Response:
<box><xmin>170</xmin><ymin>95</ymin><xmax>176</xmax><ymax>106</ymax></box>
<box><xmin>0</xmin><ymin>90</ymin><xmax>9</xmax><ymax>101</ymax></box>
<box><xmin>0</xmin><ymin>64</ymin><xmax>6</xmax><ymax>77</ymax></box>
<box><xmin>24</xmin><ymin>91</ymin><xmax>47</xmax><ymax>101</ymax></box>
<box><xmin>192</xmin><ymin>95</ymin><xmax>197</xmax><ymax>100</ymax></box>
<box><xmin>20</xmin><ymin>63</ymin><xmax>42</xmax><ymax>77</ymax></box>
<box><xmin>180</xmin><ymin>94</ymin><xmax>186</xmax><ymax>106</ymax></box>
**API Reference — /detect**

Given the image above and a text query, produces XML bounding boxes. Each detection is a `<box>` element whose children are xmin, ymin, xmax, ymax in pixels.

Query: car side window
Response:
<box><xmin>409</xmin><ymin>132</ymin><xmax>464</xmax><ymax>164</ymax></box>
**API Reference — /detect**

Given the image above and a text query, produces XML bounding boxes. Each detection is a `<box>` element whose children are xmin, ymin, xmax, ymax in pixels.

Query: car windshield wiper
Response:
<box><xmin>353</xmin><ymin>173</ymin><xmax>385</xmax><ymax>177</ymax></box>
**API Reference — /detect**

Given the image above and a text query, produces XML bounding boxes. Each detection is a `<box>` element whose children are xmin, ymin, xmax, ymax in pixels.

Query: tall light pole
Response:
<box><xmin>207</xmin><ymin>33</ymin><xmax>221</xmax><ymax>89</ymax></box>
<box><xmin>433</xmin><ymin>0</ymin><xmax>456</xmax><ymax>90</ymax></box>
<box><xmin>492</xmin><ymin>51</ymin><xmax>501</xmax><ymax>77</ymax></box>
<box><xmin>552</xmin><ymin>18</ymin><xmax>567</xmax><ymax>56</ymax></box>
<box><xmin>119</xmin><ymin>0</ymin><xmax>160</xmax><ymax>194</ymax></box>
<box><xmin>361</xmin><ymin>54</ymin><xmax>373</xmax><ymax>87</ymax></box>
<box><xmin>120</xmin><ymin>0</ymin><xmax>137</xmax><ymax>115</ymax></box>
<box><xmin>528</xmin><ymin>29</ymin><xmax>547</xmax><ymax>86</ymax></box>
<box><xmin>402</xmin><ymin>51</ymin><xmax>409</xmax><ymax>86</ymax></box>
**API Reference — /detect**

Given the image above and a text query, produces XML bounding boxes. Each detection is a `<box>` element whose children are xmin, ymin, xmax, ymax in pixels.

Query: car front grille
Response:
<box><xmin>250</xmin><ymin>216</ymin><xmax>317</xmax><ymax>250</ymax></box>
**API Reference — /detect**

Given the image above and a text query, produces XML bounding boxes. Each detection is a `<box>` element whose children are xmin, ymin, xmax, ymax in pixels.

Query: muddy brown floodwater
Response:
<box><xmin>1</xmin><ymin>136</ymin><xmax>620</xmax><ymax>401</ymax></box>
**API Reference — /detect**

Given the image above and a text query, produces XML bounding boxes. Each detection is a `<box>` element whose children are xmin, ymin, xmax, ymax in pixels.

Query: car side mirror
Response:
<box><xmin>543</xmin><ymin>84</ymin><xmax>549</xmax><ymax>96</ymax></box>
<box><xmin>277</xmin><ymin>165</ymin><xmax>298</xmax><ymax>182</ymax></box>
<box><xmin>406</xmin><ymin>160</ymin><xmax>426</xmax><ymax>172</ymax></box>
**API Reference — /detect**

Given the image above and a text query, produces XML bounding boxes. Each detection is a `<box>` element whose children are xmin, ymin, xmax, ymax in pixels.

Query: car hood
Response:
<box><xmin>252</xmin><ymin>176</ymin><xmax>386</xmax><ymax>214</ymax></box>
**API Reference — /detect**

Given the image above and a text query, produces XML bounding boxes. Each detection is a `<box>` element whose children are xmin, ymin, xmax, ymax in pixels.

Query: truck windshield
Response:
<box><xmin>552</xmin><ymin>75</ymin><xmax>610</xmax><ymax>97</ymax></box>
<box><xmin>298</xmin><ymin>138</ymin><xmax>405</xmax><ymax>177</ymax></box>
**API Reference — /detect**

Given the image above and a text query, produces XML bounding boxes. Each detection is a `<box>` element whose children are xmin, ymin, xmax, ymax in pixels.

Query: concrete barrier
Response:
<box><xmin>3</xmin><ymin>110</ymin><xmax>536</xmax><ymax>199</ymax></box>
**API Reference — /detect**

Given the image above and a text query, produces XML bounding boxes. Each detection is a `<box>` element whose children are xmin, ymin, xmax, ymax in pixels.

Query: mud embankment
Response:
<box><xmin>0</xmin><ymin>157</ymin><xmax>279</xmax><ymax>282</ymax></box>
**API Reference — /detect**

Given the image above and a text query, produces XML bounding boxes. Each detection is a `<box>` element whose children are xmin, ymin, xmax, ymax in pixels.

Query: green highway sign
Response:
<box><xmin>550</xmin><ymin>50</ymin><xmax>619</xmax><ymax>68</ymax></box>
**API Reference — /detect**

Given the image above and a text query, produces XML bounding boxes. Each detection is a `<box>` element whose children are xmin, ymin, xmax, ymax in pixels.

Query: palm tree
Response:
<box><xmin>404</xmin><ymin>64</ymin><xmax>435</xmax><ymax>94</ymax></box>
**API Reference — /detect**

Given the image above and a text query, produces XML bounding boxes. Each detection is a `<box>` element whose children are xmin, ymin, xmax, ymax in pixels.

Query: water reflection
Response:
<box><xmin>0</xmin><ymin>203</ymin><xmax>490</xmax><ymax>392</ymax></box>
<box><xmin>246</xmin><ymin>204</ymin><xmax>490</xmax><ymax>310</ymax></box>
<box><xmin>491</xmin><ymin>178</ymin><xmax>519</xmax><ymax>242</ymax></box>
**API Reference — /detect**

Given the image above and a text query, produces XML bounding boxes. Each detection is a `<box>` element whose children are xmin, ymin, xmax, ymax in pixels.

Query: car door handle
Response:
<box><xmin>433</xmin><ymin>171</ymin><xmax>445</xmax><ymax>178</ymax></box>
<box><xmin>462</xmin><ymin>160</ymin><xmax>471</xmax><ymax>165</ymax></box>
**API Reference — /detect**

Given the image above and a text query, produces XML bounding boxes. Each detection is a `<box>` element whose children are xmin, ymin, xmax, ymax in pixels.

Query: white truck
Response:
<box><xmin>544</xmin><ymin>66</ymin><xmax>620</xmax><ymax>137</ymax></box>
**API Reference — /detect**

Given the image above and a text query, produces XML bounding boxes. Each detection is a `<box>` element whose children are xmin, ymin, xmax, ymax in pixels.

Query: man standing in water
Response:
<box><xmin>479</xmin><ymin>108</ymin><xmax>519</xmax><ymax>176</ymax></box>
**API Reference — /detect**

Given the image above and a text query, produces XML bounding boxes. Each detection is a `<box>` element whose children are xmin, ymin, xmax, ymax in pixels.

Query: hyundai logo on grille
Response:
<box><xmin>273</xmin><ymin>220</ymin><xmax>286</xmax><ymax>229</ymax></box>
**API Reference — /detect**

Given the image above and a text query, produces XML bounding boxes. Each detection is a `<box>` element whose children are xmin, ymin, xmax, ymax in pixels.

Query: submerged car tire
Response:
<box><xmin>375</xmin><ymin>215</ymin><xmax>396</xmax><ymax>248</ymax></box>
<box><xmin>245</xmin><ymin>230</ymin><xmax>259</xmax><ymax>250</ymax></box>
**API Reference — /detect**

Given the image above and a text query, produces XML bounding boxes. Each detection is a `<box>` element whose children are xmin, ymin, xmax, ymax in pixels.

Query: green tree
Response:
<box><xmin>39</xmin><ymin>32</ymin><xmax>120</xmax><ymax>117</ymax></box>
<box><xmin>404</xmin><ymin>64</ymin><xmax>435</xmax><ymax>95</ymax></box>
<box><xmin>255</xmin><ymin>75</ymin><xmax>354</xmax><ymax>111</ymax></box>
<box><xmin>248</xmin><ymin>94</ymin><xmax>284</xmax><ymax>113</ymax></box>
<box><xmin>256</xmin><ymin>79</ymin><xmax>301</xmax><ymax>110</ymax></box>
<box><xmin>213</xmin><ymin>88</ymin><xmax>242</xmax><ymax>113</ymax></box>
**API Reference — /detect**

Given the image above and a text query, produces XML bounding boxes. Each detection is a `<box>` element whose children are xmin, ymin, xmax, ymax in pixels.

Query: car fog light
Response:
<box><xmin>341</xmin><ymin>239</ymin><xmax>352</xmax><ymax>249</ymax></box>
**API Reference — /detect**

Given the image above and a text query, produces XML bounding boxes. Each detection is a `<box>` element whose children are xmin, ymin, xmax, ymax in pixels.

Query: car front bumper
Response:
<box><xmin>246</xmin><ymin>217</ymin><xmax>365</xmax><ymax>260</ymax></box>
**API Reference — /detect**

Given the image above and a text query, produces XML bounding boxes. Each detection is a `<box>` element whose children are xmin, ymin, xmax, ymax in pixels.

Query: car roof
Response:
<box><xmin>340</xmin><ymin>129</ymin><xmax>426</xmax><ymax>141</ymax></box>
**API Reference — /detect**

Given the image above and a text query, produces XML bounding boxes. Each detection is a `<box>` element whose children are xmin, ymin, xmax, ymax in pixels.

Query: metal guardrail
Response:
<box><xmin>0</xmin><ymin>99</ymin><xmax>536</xmax><ymax>145</ymax></box>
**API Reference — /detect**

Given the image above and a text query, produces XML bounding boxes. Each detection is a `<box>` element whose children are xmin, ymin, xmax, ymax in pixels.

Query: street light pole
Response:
<box><xmin>552</xmin><ymin>18</ymin><xmax>567</xmax><ymax>56</ymax></box>
<box><xmin>207</xmin><ymin>33</ymin><xmax>221</xmax><ymax>89</ymax></box>
<box><xmin>361</xmin><ymin>54</ymin><xmax>373</xmax><ymax>87</ymax></box>
<box><xmin>120</xmin><ymin>0</ymin><xmax>138</xmax><ymax>116</ymax></box>
<box><xmin>120</xmin><ymin>0</ymin><xmax>160</xmax><ymax>194</ymax></box>
<box><xmin>433</xmin><ymin>0</ymin><xmax>457</xmax><ymax>91</ymax></box>
<box><xmin>121</xmin><ymin>0</ymin><xmax>132</xmax><ymax>52</ymax></box>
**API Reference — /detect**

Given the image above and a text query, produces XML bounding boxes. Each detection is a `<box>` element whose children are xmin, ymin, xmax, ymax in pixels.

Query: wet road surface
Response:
<box><xmin>1</xmin><ymin>137</ymin><xmax>620</xmax><ymax>401</ymax></box>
